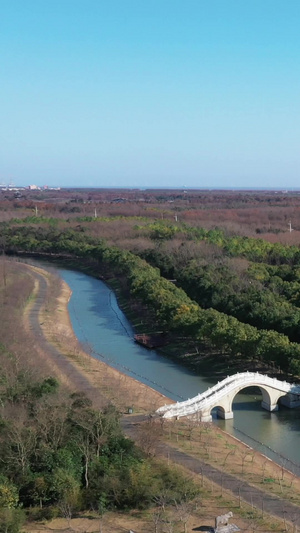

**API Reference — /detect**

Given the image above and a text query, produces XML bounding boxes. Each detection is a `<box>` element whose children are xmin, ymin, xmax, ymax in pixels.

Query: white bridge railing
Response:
<box><xmin>156</xmin><ymin>372</ymin><xmax>300</xmax><ymax>419</ymax></box>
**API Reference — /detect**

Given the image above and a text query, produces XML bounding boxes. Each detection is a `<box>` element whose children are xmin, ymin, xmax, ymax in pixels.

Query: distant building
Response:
<box><xmin>111</xmin><ymin>197</ymin><xmax>127</xmax><ymax>203</ymax></box>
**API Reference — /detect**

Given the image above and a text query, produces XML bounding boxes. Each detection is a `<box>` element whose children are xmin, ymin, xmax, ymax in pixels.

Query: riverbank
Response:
<box><xmin>22</xmin><ymin>262</ymin><xmax>172</xmax><ymax>415</ymax></box>
<box><xmin>18</xmin><ymin>253</ymin><xmax>282</xmax><ymax>380</ymax></box>
<box><xmin>21</xmin><ymin>262</ymin><xmax>300</xmax><ymax>531</ymax></box>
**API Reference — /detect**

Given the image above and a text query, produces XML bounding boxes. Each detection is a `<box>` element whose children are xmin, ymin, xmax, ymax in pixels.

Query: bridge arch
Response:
<box><xmin>207</xmin><ymin>385</ymin><xmax>289</xmax><ymax>421</ymax></box>
<box><xmin>230</xmin><ymin>384</ymin><xmax>272</xmax><ymax>412</ymax></box>
<box><xmin>211</xmin><ymin>405</ymin><xmax>227</xmax><ymax>420</ymax></box>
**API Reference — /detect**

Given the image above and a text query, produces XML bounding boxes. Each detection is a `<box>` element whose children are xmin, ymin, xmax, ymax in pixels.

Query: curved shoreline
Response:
<box><xmin>23</xmin><ymin>261</ymin><xmax>172</xmax><ymax>413</ymax></box>
<box><xmin>24</xmin><ymin>261</ymin><xmax>298</xmax><ymax>461</ymax></box>
<box><xmin>21</xmin><ymin>261</ymin><xmax>300</xmax><ymax>527</ymax></box>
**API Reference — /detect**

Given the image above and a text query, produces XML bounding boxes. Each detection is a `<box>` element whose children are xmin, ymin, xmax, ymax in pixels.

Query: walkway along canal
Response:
<box><xmin>52</xmin><ymin>266</ymin><xmax>300</xmax><ymax>475</ymax></box>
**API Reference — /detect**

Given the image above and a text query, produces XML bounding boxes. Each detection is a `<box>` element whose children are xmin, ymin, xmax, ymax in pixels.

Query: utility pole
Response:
<box><xmin>288</xmin><ymin>220</ymin><xmax>293</xmax><ymax>233</ymax></box>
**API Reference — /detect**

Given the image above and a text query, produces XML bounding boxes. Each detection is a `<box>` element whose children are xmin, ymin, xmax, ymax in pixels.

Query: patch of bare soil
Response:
<box><xmin>27</xmin><ymin>510</ymin><xmax>153</xmax><ymax>533</ymax></box>
<box><xmin>26</xmin><ymin>505</ymin><xmax>255</xmax><ymax>533</ymax></box>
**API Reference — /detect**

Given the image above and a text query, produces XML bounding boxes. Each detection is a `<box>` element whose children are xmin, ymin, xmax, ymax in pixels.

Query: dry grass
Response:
<box><xmin>160</xmin><ymin>418</ymin><xmax>300</xmax><ymax>505</ymax></box>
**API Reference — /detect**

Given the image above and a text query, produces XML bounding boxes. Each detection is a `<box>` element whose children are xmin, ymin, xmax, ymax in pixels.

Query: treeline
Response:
<box><xmin>140</xmin><ymin>222</ymin><xmax>300</xmax><ymax>264</ymax></box>
<box><xmin>6</xmin><ymin>215</ymin><xmax>300</xmax><ymax>265</ymax></box>
<box><xmin>140</xmin><ymin>247</ymin><xmax>300</xmax><ymax>343</ymax></box>
<box><xmin>0</xmin><ymin>347</ymin><xmax>198</xmax><ymax>531</ymax></box>
<box><xmin>3</xmin><ymin>225</ymin><xmax>300</xmax><ymax>375</ymax></box>
<box><xmin>7</xmin><ymin>215</ymin><xmax>300</xmax><ymax>265</ymax></box>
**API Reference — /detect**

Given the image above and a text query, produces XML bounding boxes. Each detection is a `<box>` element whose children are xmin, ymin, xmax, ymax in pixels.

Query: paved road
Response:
<box><xmin>28</xmin><ymin>265</ymin><xmax>300</xmax><ymax>527</ymax></box>
<box><xmin>122</xmin><ymin>416</ymin><xmax>300</xmax><ymax>526</ymax></box>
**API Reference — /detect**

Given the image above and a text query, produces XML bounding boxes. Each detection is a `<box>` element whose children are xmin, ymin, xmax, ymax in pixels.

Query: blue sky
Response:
<box><xmin>1</xmin><ymin>0</ymin><xmax>300</xmax><ymax>188</ymax></box>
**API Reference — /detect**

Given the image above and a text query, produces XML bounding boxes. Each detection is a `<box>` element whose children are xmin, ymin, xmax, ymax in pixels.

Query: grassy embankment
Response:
<box><xmin>23</xmin><ymin>260</ymin><xmax>300</xmax><ymax>532</ymax></box>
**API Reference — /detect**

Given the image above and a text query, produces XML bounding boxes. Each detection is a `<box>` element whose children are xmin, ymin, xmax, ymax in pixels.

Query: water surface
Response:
<box><xmin>40</xmin><ymin>264</ymin><xmax>300</xmax><ymax>473</ymax></box>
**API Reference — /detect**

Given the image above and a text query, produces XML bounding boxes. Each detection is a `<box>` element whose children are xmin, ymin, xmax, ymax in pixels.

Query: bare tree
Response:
<box><xmin>174</xmin><ymin>500</ymin><xmax>193</xmax><ymax>533</ymax></box>
<box><xmin>240</xmin><ymin>449</ymin><xmax>253</xmax><ymax>475</ymax></box>
<box><xmin>152</xmin><ymin>507</ymin><xmax>164</xmax><ymax>533</ymax></box>
<box><xmin>137</xmin><ymin>418</ymin><xmax>161</xmax><ymax>456</ymax></box>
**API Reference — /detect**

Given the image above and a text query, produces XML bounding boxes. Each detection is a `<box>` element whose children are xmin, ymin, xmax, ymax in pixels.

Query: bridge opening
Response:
<box><xmin>232</xmin><ymin>386</ymin><xmax>264</xmax><ymax>413</ymax></box>
<box><xmin>210</xmin><ymin>387</ymin><xmax>264</xmax><ymax>420</ymax></box>
<box><xmin>211</xmin><ymin>406</ymin><xmax>230</xmax><ymax>420</ymax></box>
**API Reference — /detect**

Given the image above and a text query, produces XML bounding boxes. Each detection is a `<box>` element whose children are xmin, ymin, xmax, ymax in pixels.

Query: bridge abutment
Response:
<box><xmin>201</xmin><ymin>413</ymin><xmax>212</xmax><ymax>422</ymax></box>
<box><xmin>200</xmin><ymin>408</ymin><xmax>234</xmax><ymax>422</ymax></box>
<box><xmin>217</xmin><ymin>408</ymin><xmax>234</xmax><ymax>419</ymax></box>
<box><xmin>261</xmin><ymin>400</ymin><xmax>279</xmax><ymax>412</ymax></box>
<box><xmin>280</xmin><ymin>393</ymin><xmax>300</xmax><ymax>408</ymax></box>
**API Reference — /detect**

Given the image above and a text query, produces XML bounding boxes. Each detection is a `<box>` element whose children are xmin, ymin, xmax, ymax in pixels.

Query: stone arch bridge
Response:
<box><xmin>156</xmin><ymin>372</ymin><xmax>300</xmax><ymax>422</ymax></box>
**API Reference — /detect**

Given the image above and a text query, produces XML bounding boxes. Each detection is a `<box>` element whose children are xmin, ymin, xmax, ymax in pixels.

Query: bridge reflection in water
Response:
<box><xmin>156</xmin><ymin>372</ymin><xmax>300</xmax><ymax>421</ymax></box>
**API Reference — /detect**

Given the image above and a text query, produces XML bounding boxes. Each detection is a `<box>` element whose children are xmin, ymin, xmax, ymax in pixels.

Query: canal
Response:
<box><xmin>36</xmin><ymin>261</ymin><xmax>300</xmax><ymax>474</ymax></box>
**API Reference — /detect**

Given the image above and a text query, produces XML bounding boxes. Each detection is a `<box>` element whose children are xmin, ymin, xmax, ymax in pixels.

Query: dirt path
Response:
<box><xmin>23</xmin><ymin>262</ymin><xmax>300</xmax><ymax>528</ymax></box>
<box><xmin>23</xmin><ymin>262</ymin><xmax>172</xmax><ymax>413</ymax></box>
<box><xmin>26</xmin><ymin>267</ymin><xmax>109</xmax><ymax>408</ymax></box>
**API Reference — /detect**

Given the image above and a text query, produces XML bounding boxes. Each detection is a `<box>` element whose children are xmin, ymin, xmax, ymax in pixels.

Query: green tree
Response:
<box><xmin>0</xmin><ymin>509</ymin><xmax>25</xmax><ymax>533</ymax></box>
<box><xmin>0</xmin><ymin>478</ymin><xmax>19</xmax><ymax>509</ymax></box>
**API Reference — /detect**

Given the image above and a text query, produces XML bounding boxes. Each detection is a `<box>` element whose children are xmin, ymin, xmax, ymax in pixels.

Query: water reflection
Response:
<box><xmin>65</xmin><ymin>269</ymin><xmax>205</xmax><ymax>401</ymax></box>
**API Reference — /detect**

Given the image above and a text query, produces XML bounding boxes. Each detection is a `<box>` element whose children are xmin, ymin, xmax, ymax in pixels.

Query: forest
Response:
<box><xmin>3</xmin><ymin>188</ymin><xmax>300</xmax><ymax>373</ymax></box>
<box><xmin>3</xmin><ymin>193</ymin><xmax>300</xmax><ymax>375</ymax></box>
